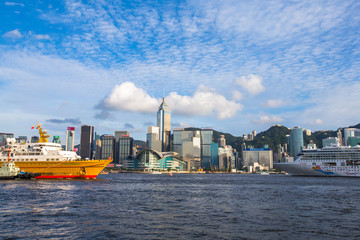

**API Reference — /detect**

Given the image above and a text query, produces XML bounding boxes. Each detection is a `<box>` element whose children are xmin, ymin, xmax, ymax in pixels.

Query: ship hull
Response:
<box><xmin>0</xmin><ymin>159</ymin><xmax>112</xmax><ymax>179</ymax></box>
<box><xmin>274</xmin><ymin>162</ymin><xmax>358</xmax><ymax>177</ymax></box>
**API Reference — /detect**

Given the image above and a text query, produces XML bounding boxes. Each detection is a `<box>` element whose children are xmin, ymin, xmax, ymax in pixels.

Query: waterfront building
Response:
<box><xmin>65</xmin><ymin>127</ymin><xmax>75</xmax><ymax>151</ymax></box>
<box><xmin>322</xmin><ymin>137</ymin><xmax>339</xmax><ymax>147</ymax></box>
<box><xmin>52</xmin><ymin>136</ymin><xmax>60</xmax><ymax>144</ymax></box>
<box><xmin>218</xmin><ymin>135</ymin><xmax>226</xmax><ymax>147</ymax></box>
<box><xmin>95</xmin><ymin>138</ymin><xmax>102</xmax><ymax>159</ymax></box>
<box><xmin>80</xmin><ymin>125</ymin><xmax>94</xmax><ymax>159</ymax></box>
<box><xmin>172</xmin><ymin>128</ymin><xmax>201</xmax><ymax>170</ymax></box>
<box><xmin>337</xmin><ymin>129</ymin><xmax>343</xmax><ymax>146</ymax></box>
<box><xmin>31</xmin><ymin>136</ymin><xmax>39</xmax><ymax>143</ymax></box>
<box><xmin>17</xmin><ymin>136</ymin><xmax>27</xmax><ymax>144</ymax></box>
<box><xmin>157</xmin><ymin>97</ymin><xmax>171</xmax><ymax>152</ymax></box>
<box><xmin>114</xmin><ymin>131</ymin><xmax>133</xmax><ymax>166</ymax></box>
<box><xmin>147</xmin><ymin>126</ymin><xmax>161</xmax><ymax>152</ymax></box>
<box><xmin>242</xmin><ymin>147</ymin><xmax>273</xmax><ymax>172</ymax></box>
<box><xmin>100</xmin><ymin>135</ymin><xmax>114</xmax><ymax>160</ymax></box>
<box><xmin>128</xmin><ymin>149</ymin><xmax>187</xmax><ymax>171</ymax></box>
<box><xmin>307</xmin><ymin>140</ymin><xmax>317</xmax><ymax>149</ymax></box>
<box><xmin>211</xmin><ymin>143</ymin><xmax>219</xmax><ymax>170</ymax></box>
<box><xmin>0</xmin><ymin>133</ymin><xmax>14</xmax><ymax>146</ymax></box>
<box><xmin>343</xmin><ymin>128</ymin><xmax>360</xmax><ymax>146</ymax></box>
<box><xmin>289</xmin><ymin>126</ymin><xmax>304</xmax><ymax>158</ymax></box>
<box><xmin>218</xmin><ymin>145</ymin><xmax>235</xmax><ymax>171</ymax></box>
<box><xmin>201</xmin><ymin>129</ymin><xmax>213</xmax><ymax>170</ymax></box>
<box><xmin>348</xmin><ymin>137</ymin><xmax>360</xmax><ymax>147</ymax></box>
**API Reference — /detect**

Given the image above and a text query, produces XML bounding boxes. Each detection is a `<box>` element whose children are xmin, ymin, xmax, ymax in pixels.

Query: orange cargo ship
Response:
<box><xmin>0</xmin><ymin>123</ymin><xmax>112</xmax><ymax>179</ymax></box>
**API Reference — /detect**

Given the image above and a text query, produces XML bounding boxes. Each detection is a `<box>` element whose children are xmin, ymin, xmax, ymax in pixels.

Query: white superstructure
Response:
<box><xmin>0</xmin><ymin>138</ymin><xmax>81</xmax><ymax>162</ymax></box>
<box><xmin>274</xmin><ymin>145</ymin><xmax>360</xmax><ymax>177</ymax></box>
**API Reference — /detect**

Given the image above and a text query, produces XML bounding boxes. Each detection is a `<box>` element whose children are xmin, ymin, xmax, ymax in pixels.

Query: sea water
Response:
<box><xmin>1</xmin><ymin>174</ymin><xmax>360</xmax><ymax>239</ymax></box>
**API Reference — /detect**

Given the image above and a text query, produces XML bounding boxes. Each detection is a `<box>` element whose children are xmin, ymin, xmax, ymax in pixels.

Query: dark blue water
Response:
<box><xmin>1</xmin><ymin>174</ymin><xmax>360</xmax><ymax>240</ymax></box>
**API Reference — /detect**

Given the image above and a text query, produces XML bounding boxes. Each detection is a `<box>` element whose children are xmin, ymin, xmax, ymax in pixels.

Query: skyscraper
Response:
<box><xmin>289</xmin><ymin>126</ymin><xmax>304</xmax><ymax>158</ymax></box>
<box><xmin>218</xmin><ymin>135</ymin><xmax>226</xmax><ymax>147</ymax></box>
<box><xmin>100</xmin><ymin>134</ymin><xmax>114</xmax><ymax>160</ymax></box>
<box><xmin>80</xmin><ymin>125</ymin><xmax>94</xmax><ymax>159</ymax></box>
<box><xmin>114</xmin><ymin>131</ymin><xmax>133</xmax><ymax>165</ymax></box>
<box><xmin>201</xmin><ymin>129</ymin><xmax>213</xmax><ymax>170</ymax></box>
<box><xmin>157</xmin><ymin>97</ymin><xmax>171</xmax><ymax>152</ymax></box>
<box><xmin>65</xmin><ymin>127</ymin><xmax>75</xmax><ymax>151</ymax></box>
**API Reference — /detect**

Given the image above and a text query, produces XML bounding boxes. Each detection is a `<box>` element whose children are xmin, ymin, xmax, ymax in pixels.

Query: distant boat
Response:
<box><xmin>151</xmin><ymin>171</ymin><xmax>162</xmax><ymax>174</ymax></box>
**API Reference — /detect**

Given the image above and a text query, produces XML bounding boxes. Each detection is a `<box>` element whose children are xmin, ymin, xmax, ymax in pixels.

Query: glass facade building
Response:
<box><xmin>80</xmin><ymin>125</ymin><xmax>94</xmax><ymax>159</ymax></box>
<box><xmin>157</xmin><ymin>98</ymin><xmax>171</xmax><ymax>152</ymax></box>
<box><xmin>65</xmin><ymin>127</ymin><xmax>75</xmax><ymax>151</ymax></box>
<box><xmin>201</xmin><ymin>129</ymin><xmax>213</xmax><ymax>170</ymax></box>
<box><xmin>289</xmin><ymin>127</ymin><xmax>304</xmax><ymax>158</ymax></box>
<box><xmin>0</xmin><ymin>133</ymin><xmax>14</xmax><ymax>146</ymax></box>
<box><xmin>100</xmin><ymin>135</ymin><xmax>114</xmax><ymax>160</ymax></box>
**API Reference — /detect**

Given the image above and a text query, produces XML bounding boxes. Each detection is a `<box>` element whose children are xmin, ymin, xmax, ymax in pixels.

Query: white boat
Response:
<box><xmin>0</xmin><ymin>161</ymin><xmax>21</xmax><ymax>179</ymax></box>
<box><xmin>274</xmin><ymin>145</ymin><xmax>360</xmax><ymax>177</ymax></box>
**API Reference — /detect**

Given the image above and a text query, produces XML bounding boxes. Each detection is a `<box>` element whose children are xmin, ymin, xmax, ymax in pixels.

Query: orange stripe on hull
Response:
<box><xmin>35</xmin><ymin>175</ymin><xmax>98</xmax><ymax>179</ymax></box>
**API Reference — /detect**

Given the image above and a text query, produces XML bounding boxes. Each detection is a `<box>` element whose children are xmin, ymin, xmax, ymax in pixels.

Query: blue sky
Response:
<box><xmin>1</xmin><ymin>0</ymin><xmax>360</xmax><ymax>143</ymax></box>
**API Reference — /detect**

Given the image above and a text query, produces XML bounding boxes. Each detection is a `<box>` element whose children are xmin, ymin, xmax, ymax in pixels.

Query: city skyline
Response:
<box><xmin>1</xmin><ymin>0</ymin><xmax>360</xmax><ymax>143</ymax></box>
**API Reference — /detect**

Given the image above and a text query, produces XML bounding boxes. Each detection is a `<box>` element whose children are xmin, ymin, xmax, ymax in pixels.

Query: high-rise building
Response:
<box><xmin>252</xmin><ymin>130</ymin><xmax>257</xmax><ymax>137</ymax></box>
<box><xmin>17</xmin><ymin>136</ymin><xmax>27</xmax><ymax>144</ymax></box>
<box><xmin>80</xmin><ymin>125</ymin><xmax>94</xmax><ymax>159</ymax></box>
<box><xmin>0</xmin><ymin>133</ymin><xmax>14</xmax><ymax>146</ymax></box>
<box><xmin>100</xmin><ymin>135</ymin><xmax>114</xmax><ymax>160</ymax></box>
<box><xmin>242</xmin><ymin>147</ymin><xmax>273</xmax><ymax>172</ymax></box>
<box><xmin>218</xmin><ymin>135</ymin><xmax>226</xmax><ymax>147</ymax></box>
<box><xmin>323</xmin><ymin>137</ymin><xmax>339</xmax><ymax>147</ymax></box>
<box><xmin>114</xmin><ymin>131</ymin><xmax>133</xmax><ymax>165</ymax></box>
<box><xmin>289</xmin><ymin>126</ymin><xmax>304</xmax><ymax>158</ymax></box>
<box><xmin>31</xmin><ymin>136</ymin><xmax>39</xmax><ymax>143</ymax></box>
<box><xmin>201</xmin><ymin>129</ymin><xmax>213</xmax><ymax>170</ymax></box>
<box><xmin>65</xmin><ymin>127</ymin><xmax>75</xmax><ymax>151</ymax></box>
<box><xmin>53</xmin><ymin>136</ymin><xmax>60</xmax><ymax>143</ymax></box>
<box><xmin>343</xmin><ymin>128</ymin><xmax>360</xmax><ymax>146</ymax></box>
<box><xmin>337</xmin><ymin>129</ymin><xmax>343</xmax><ymax>146</ymax></box>
<box><xmin>157</xmin><ymin>97</ymin><xmax>171</xmax><ymax>152</ymax></box>
<box><xmin>147</xmin><ymin>126</ymin><xmax>161</xmax><ymax>152</ymax></box>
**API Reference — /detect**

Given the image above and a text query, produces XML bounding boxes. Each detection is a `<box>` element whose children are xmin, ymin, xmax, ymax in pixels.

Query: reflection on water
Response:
<box><xmin>1</xmin><ymin>174</ymin><xmax>360</xmax><ymax>239</ymax></box>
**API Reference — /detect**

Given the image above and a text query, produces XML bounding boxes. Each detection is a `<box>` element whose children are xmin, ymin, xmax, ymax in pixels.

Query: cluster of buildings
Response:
<box><xmin>2</xmin><ymin>99</ymin><xmax>360</xmax><ymax>173</ymax></box>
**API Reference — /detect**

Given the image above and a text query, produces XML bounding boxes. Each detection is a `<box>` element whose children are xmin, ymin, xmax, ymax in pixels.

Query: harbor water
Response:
<box><xmin>1</xmin><ymin>173</ymin><xmax>360</xmax><ymax>239</ymax></box>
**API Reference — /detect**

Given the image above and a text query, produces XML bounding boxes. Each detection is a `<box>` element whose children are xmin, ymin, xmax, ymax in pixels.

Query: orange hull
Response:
<box><xmin>0</xmin><ymin>159</ymin><xmax>112</xmax><ymax>179</ymax></box>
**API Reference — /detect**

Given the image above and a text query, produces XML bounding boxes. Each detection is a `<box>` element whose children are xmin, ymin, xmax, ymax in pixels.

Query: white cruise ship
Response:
<box><xmin>274</xmin><ymin>145</ymin><xmax>360</xmax><ymax>177</ymax></box>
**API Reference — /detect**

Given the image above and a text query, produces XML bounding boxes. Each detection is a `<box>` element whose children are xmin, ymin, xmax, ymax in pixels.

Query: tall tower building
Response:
<box><xmin>157</xmin><ymin>97</ymin><xmax>171</xmax><ymax>152</ymax></box>
<box><xmin>289</xmin><ymin>126</ymin><xmax>304</xmax><ymax>158</ymax></box>
<box><xmin>218</xmin><ymin>135</ymin><xmax>226</xmax><ymax>147</ymax></box>
<box><xmin>114</xmin><ymin>131</ymin><xmax>133</xmax><ymax>165</ymax></box>
<box><xmin>337</xmin><ymin>129</ymin><xmax>343</xmax><ymax>146</ymax></box>
<box><xmin>65</xmin><ymin>127</ymin><xmax>75</xmax><ymax>151</ymax></box>
<box><xmin>80</xmin><ymin>125</ymin><xmax>94</xmax><ymax>159</ymax></box>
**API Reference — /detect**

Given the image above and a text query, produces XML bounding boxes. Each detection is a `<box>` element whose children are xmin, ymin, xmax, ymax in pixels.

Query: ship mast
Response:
<box><xmin>32</xmin><ymin>122</ymin><xmax>50</xmax><ymax>143</ymax></box>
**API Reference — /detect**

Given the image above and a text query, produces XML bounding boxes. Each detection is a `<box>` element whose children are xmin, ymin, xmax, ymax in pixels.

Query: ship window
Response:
<box><xmin>323</xmin><ymin>162</ymin><xmax>336</xmax><ymax>166</ymax></box>
<box><xmin>341</xmin><ymin>162</ymin><xmax>345</xmax><ymax>166</ymax></box>
<box><xmin>312</xmin><ymin>162</ymin><xmax>316</xmax><ymax>166</ymax></box>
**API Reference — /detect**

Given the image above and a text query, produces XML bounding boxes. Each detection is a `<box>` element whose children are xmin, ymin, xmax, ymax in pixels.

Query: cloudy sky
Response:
<box><xmin>1</xmin><ymin>0</ymin><xmax>360</xmax><ymax>143</ymax></box>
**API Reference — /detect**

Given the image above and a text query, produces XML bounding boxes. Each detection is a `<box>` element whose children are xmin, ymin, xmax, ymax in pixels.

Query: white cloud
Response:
<box><xmin>5</xmin><ymin>2</ymin><xmax>24</xmax><ymax>7</ymax></box>
<box><xmin>2</xmin><ymin>29</ymin><xmax>22</xmax><ymax>39</ymax></box>
<box><xmin>33</xmin><ymin>34</ymin><xmax>51</xmax><ymax>40</ymax></box>
<box><xmin>101</xmin><ymin>82</ymin><xmax>160</xmax><ymax>113</ymax></box>
<box><xmin>234</xmin><ymin>74</ymin><xmax>265</xmax><ymax>95</ymax></box>
<box><xmin>100</xmin><ymin>83</ymin><xmax>242</xmax><ymax>119</ymax></box>
<box><xmin>252</xmin><ymin>115</ymin><xmax>284</xmax><ymax>124</ymax></box>
<box><xmin>232</xmin><ymin>90</ymin><xmax>243</xmax><ymax>101</ymax></box>
<box><xmin>307</xmin><ymin>119</ymin><xmax>323</xmax><ymax>125</ymax></box>
<box><xmin>261</xmin><ymin>99</ymin><xmax>285</xmax><ymax>108</ymax></box>
<box><xmin>167</xmin><ymin>85</ymin><xmax>242</xmax><ymax>119</ymax></box>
